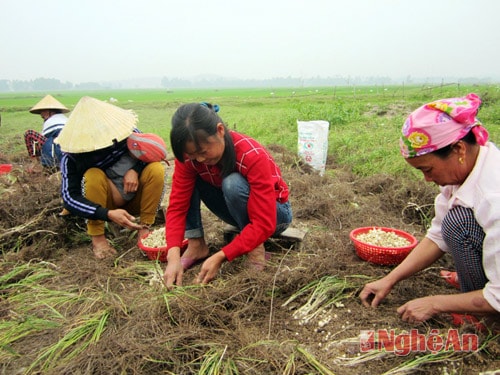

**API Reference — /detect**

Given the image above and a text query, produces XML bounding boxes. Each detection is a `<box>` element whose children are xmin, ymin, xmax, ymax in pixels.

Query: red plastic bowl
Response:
<box><xmin>138</xmin><ymin>234</ymin><xmax>188</xmax><ymax>262</ymax></box>
<box><xmin>350</xmin><ymin>227</ymin><xmax>418</xmax><ymax>265</ymax></box>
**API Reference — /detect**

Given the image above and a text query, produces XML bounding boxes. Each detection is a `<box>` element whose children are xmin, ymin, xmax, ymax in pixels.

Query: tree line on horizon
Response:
<box><xmin>0</xmin><ymin>75</ymin><xmax>495</xmax><ymax>92</ymax></box>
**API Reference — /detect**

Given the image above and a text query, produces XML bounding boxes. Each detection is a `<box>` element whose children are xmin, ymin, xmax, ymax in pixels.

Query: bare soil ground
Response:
<box><xmin>1</xmin><ymin>148</ymin><xmax>499</xmax><ymax>375</ymax></box>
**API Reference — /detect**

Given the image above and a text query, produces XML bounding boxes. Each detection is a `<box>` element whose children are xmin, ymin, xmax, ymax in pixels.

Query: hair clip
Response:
<box><xmin>200</xmin><ymin>102</ymin><xmax>220</xmax><ymax>113</ymax></box>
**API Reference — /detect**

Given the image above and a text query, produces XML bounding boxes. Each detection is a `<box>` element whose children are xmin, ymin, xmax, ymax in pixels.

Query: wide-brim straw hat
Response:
<box><xmin>55</xmin><ymin>96</ymin><xmax>137</xmax><ymax>153</ymax></box>
<box><xmin>29</xmin><ymin>94</ymin><xmax>69</xmax><ymax>114</ymax></box>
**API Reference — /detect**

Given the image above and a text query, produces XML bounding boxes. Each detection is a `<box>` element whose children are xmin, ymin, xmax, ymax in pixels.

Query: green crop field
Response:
<box><xmin>2</xmin><ymin>84</ymin><xmax>499</xmax><ymax>178</ymax></box>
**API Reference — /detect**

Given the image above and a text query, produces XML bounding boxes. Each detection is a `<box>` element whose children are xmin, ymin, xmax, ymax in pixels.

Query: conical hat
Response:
<box><xmin>29</xmin><ymin>94</ymin><xmax>69</xmax><ymax>114</ymax></box>
<box><xmin>55</xmin><ymin>96</ymin><xmax>137</xmax><ymax>153</ymax></box>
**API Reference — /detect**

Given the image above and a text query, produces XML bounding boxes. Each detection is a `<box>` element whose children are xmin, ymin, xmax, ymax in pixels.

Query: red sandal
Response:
<box><xmin>440</xmin><ymin>270</ymin><xmax>460</xmax><ymax>289</ymax></box>
<box><xmin>450</xmin><ymin>313</ymin><xmax>488</xmax><ymax>333</ymax></box>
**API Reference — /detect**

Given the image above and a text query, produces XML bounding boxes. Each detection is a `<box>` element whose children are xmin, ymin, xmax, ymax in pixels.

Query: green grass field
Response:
<box><xmin>2</xmin><ymin>84</ymin><xmax>499</xmax><ymax>178</ymax></box>
<box><xmin>2</xmin><ymin>84</ymin><xmax>500</xmax><ymax>374</ymax></box>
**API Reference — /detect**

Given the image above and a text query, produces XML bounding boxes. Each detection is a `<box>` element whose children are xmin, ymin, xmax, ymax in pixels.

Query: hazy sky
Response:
<box><xmin>2</xmin><ymin>0</ymin><xmax>499</xmax><ymax>83</ymax></box>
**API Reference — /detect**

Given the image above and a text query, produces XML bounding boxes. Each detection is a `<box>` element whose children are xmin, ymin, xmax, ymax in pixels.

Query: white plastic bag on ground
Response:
<box><xmin>297</xmin><ymin>120</ymin><xmax>329</xmax><ymax>176</ymax></box>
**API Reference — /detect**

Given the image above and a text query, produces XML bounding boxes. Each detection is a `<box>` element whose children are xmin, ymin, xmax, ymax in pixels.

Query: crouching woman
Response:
<box><xmin>57</xmin><ymin>97</ymin><xmax>166</xmax><ymax>259</ymax></box>
<box><xmin>163</xmin><ymin>102</ymin><xmax>292</xmax><ymax>287</ymax></box>
<box><xmin>360</xmin><ymin>93</ymin><xmax>500</xmax><ymax>331</ymax></box>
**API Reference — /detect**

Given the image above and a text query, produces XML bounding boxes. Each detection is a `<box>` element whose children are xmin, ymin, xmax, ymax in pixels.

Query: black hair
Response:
<box><xmin>45</xmin><ymin>109</ymin><xmax>63</xmax><ymax>115</ymax></box>
<box><xmin>432</xmin><ymin>130</ymin><xmax>477</xmax><ymax>159</ymax></box>
<box><xmin>170</xmin><ymin>103</ymin><xmax>236</xmax><ymax>177</ymax></box>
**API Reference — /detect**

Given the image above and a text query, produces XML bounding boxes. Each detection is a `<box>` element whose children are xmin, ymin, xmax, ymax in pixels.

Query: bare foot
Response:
<box><xmin>246</xmin><ymin>243</ymin><xmax>266</xmax><ymax>271</ymax></box>
<box><xmin>59</xmin><ymin>208</ymin><xmax>71</xmax><ymax>217</ymax></box>
<box><xmin>91</xmin><ymin>235</ymin><xmax>118</xmax><ymax>259</ymax></box>
<box><xmin>137</xmin><ymin>226</ymin><xmax>151</xmax><ymax>245</ymax></box>
<box><xmin>26</xmin><ymin>161</ymin><xmax>43</xmax><ymax>174</ymax></box>
<box><xmin>180</xmin><ymin>237</ymin><xmax>209</xmax><ymax>269</ymax></box>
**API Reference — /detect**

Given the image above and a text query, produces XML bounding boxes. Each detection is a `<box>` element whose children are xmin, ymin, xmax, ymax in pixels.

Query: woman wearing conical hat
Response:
<box><xmin>56</xmin><ymin>96</ymin><xmax>166</xmax><ymax>259</ymax></box>
<box><xmin>25</xmin><ymin>94</ymin><xmax>69</xmax><ymax>170</ymax></box>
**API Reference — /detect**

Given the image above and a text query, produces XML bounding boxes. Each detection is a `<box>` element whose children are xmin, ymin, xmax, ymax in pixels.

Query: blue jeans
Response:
<box><xmin>185</xmin><ymin>173</ymin><xmax>292</xmax><ymax>239</ymax></box>
<box><xmin>41</xmin><ymin>130</ymin><xmax>63</xmax><ymax>168</ymax></box>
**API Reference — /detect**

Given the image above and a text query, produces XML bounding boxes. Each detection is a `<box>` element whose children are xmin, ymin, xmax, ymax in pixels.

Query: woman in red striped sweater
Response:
<box><xmin>163</xmin><ymin>102</ymin><xmax>292</xmax><ymax>287</ymax></box>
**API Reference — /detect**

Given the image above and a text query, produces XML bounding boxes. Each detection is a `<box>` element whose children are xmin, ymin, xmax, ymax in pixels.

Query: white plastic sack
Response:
<box><xmin>297</xmin><ymin>120</ymin><xmax>329</xmax><ymax>176</ymax></box>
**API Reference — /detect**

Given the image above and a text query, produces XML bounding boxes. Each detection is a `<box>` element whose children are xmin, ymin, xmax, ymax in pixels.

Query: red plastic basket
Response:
<box><xmin>0</xmin><ymin>164</ymin><xmax>13</xmax><ymax>175</ymax></box>
<box><xmin>349</xmin><ymin>227</ymin><xmax>418</xmax><ymax>265</ymax></box>
<box><xmin>138</xmin><ymin>234</ymin><xmax>188</xmax><ymax>262</ymax></box>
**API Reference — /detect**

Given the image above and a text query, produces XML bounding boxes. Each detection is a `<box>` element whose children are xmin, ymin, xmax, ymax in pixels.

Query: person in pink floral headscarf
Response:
<box><xmin>360</xmin><ymin>93</ymin><xmax>499</xmax><ymax>332</ymax></box>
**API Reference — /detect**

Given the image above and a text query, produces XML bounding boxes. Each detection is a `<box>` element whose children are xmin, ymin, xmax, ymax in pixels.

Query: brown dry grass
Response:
<box><xmin>0</xmin><ymin>148</ymin><xmax>498</xmax><ymax>375</ymax></box>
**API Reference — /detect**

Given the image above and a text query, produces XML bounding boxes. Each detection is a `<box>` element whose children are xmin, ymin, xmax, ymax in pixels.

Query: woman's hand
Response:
<box><xmin>123</xmin><ymin>169</ymin><xmax>139</xmax><ymax>194</ymax></box>
<box><xmin>398</xmin><ymin>291</ymin><xmax>497</xmax><ymax>324</ymax></box>
<box><xmin>164</xmin><ymin>247</ymin><xmax>184</xmax><ymax>289</ymax></box>
<box><xmin>360</xmin><ymin>239</ymin><xmax>443</xmax><ymax>309</ymax></box>
<box><xmin>107</xmin><ymin>208</ymin><xmax>142</xmax><ymax>231</ymax></box>
<box><xmin>195</xmin><ymin>251</ymin><xmax>226</xmax><ymax>284</ymax></box>
<box><xmin>359</xmin><ymin>277</ymin><xmax>395</xmax><ymax>308</ymax></box>
<box><xmin>397</xmin><ymin>296</ymin><xmax>439</xmax><ymax>323</ymax></box>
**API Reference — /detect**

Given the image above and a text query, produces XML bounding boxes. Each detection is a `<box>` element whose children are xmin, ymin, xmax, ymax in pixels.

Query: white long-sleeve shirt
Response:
<box><xmin>427</xmin><ymin>142</ymin><xmax>500</xmax><ymax>312</ymax></box>
<box><xmin>42</xmin><ymin>113</ymin><xmax>67</xmax><ymax>136</ymax></box>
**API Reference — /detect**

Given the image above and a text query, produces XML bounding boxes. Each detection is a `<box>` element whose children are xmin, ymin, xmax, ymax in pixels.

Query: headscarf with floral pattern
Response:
<box><xmin>399</xmin><ymin>93</ymin><xmax>489</xmax><ymax>158</ymax></box>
